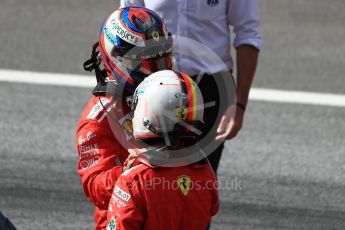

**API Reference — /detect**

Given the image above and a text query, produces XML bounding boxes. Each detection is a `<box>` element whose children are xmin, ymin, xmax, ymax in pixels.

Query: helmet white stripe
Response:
<box><xmin>107</xmin><ymin>11</ymin><xmax>145</xmax><ymax>47</ymax></box>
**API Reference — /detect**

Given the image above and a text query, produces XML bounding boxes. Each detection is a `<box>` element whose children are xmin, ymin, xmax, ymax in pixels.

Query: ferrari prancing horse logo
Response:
<box><xmin>152</xmin><ymin>31</ymin><xmax>160</xmax><ymax>41</ymax></box>
<box><xmin>177</xmin><ymin>175</ymin><xmax>191</xmax><ymax>196</ymax></box>
<box><xmin>176</xmin><ymin>107</ymin><xmax>188</xmax><ymax>120</ymax></box>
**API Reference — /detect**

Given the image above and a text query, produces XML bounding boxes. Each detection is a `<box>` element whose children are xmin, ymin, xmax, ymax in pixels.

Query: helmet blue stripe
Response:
<box><xmin>121</xmin><ymin>7</ymin><xmax>141</xmax><ymax>33</ymax></box>
<box><xmin>116</xmin><ymin>36</ymin><xmax>122</xmax><ymax>48</ymax></box>
<box><xmin>102</xmin><ymin>53</ymin><xmax>136</xmax><ymax>91</ymax></box>
<box><xmin>99</xmin><ymin>19</ymin><xmax>106</xmax><ymax>34</ymax></box>
<box><xmin>124</xmin><ymin>79</ymin><xmax>136</xmax><ymax>92</ymax></box>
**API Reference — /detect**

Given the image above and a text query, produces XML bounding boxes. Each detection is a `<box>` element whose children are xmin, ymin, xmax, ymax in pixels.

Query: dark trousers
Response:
<box><xmin>191</xmin><ymin>71</ymin><xmax>235</xmax><ymax>174</ymax></box>
<box><xmin>0</xmin><ymin>212</ymin><xmax>16</xmax><ymax>230</ymax></box>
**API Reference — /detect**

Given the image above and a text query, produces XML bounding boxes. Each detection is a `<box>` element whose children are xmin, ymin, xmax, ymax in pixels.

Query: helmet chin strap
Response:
<box><xmin>83</xmin><ymin>42</ymin><xmax>106</xmax><ymax>84</ymax></box>
<box><xmin>92</xmin><ymin>81</ymin><xmax>124</xmax><ymax>97</ymax></box>
<box><xmin>83</xmin><ymin>42</ymin><xmax>133</xmax><ymax>98</ymax></box>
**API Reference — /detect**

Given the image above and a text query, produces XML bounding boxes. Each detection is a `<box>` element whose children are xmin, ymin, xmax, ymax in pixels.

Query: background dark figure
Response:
<box><xmin>0</xmin><ymin>212</ymin><xmax>16</xmax><ymax>230</ymax></box>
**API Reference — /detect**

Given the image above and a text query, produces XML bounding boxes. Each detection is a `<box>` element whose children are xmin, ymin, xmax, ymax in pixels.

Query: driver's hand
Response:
<box><xmin>123</xmin><ymin>148</ymin><xmax>147</xmax><ymax>171</ymax></box>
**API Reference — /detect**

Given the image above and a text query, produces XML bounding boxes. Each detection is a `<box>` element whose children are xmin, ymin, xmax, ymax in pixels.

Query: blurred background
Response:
<box><xmin>0</xmin><ymin>0</ymin><xmax>344</xmax><ymax>229</ymax></box>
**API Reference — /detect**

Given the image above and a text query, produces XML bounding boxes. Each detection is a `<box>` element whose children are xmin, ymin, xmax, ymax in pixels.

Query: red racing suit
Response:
<box><xmin>106</xmin><ymin>161</ymin><xmax>219</xmax><ymax>230</ymax></box>
<box><xmin>76</xmin><ymin>95</ymin><xmax>137</xmax><ymax>230</ymax></box>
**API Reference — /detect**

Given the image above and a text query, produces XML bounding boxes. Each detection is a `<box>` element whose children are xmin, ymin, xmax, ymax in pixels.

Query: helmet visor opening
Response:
<box><xmin>139</xmin><ymin>53</ymin><xmax>173</xmax><ymax>74</ymax></box>
<box><xmin>113</xmin><ymin>35</ymin><xmax>173</xmax><ymax>60</ymax></box>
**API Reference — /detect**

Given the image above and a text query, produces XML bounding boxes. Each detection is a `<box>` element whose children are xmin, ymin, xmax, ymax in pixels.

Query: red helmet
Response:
<box><xmin>99</xmin><ymin>6</ymin><xmax>173</xmax><ymax>93</ymax></box>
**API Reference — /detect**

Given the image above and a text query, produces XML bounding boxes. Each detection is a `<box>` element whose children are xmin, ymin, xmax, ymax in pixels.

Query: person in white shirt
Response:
<box><xmin>120</xmin><ymin>0</ymin><xmax>262</xmax><ymax>175</ymax></box>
